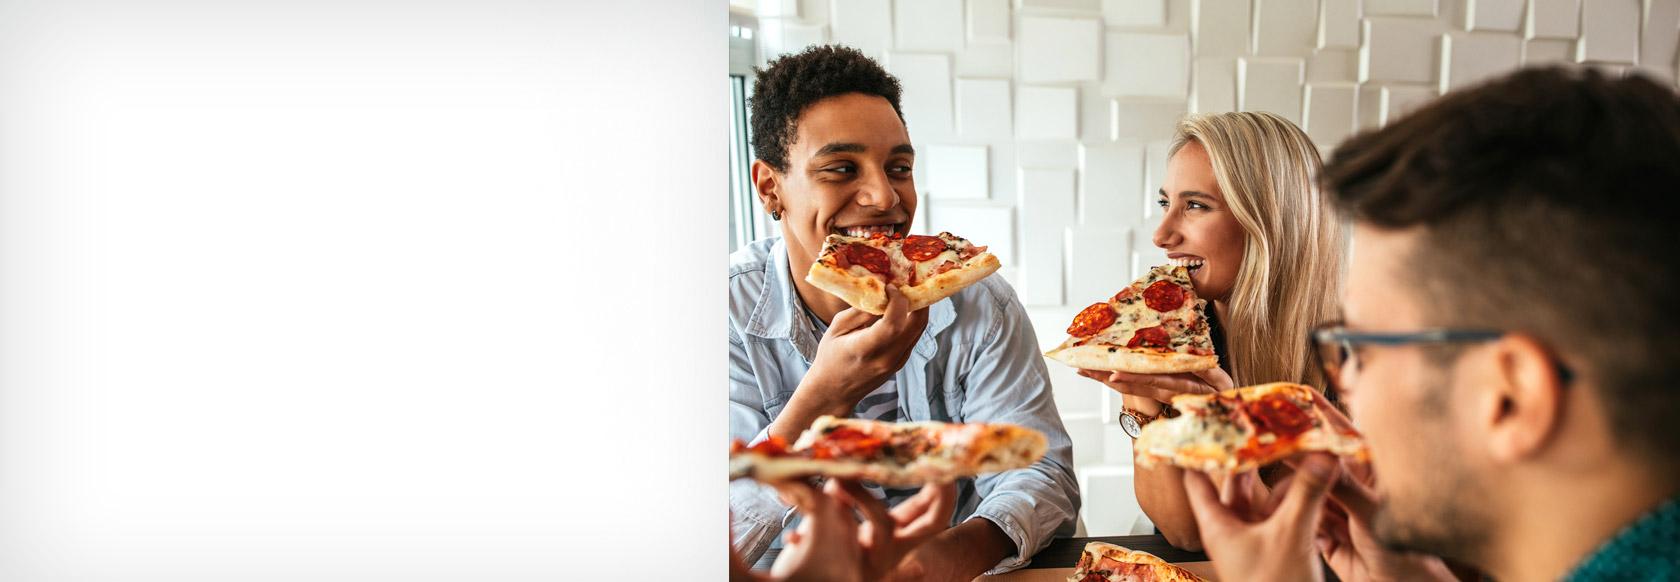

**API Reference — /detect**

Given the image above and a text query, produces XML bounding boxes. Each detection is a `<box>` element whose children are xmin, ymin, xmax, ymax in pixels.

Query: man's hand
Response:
<box><xmin>1077</xmin><ymin>367</ymin><xmax>1233</xmax><ymax>414</ymax></box>
<box><xmin>755</xmin><ymin>479</ymin><xmax>864</xmax><ymax>582</ymax></box>
<box><xmin>1184</xmin><ymin>453</ymin><xmax>1342</xmax><ymax>582</ymax></box>
<box><xmin>772</xmin><ymin>286</ymin><xmax>929</xmax><ymax>440</ymax></box>
<box><xmin>833</xmin><ymin>480</ymin><xmax>957</xmax><ymax>579</ymax></box>
<box><xmin>1315</xmin><ymin>457</ymin><xmax>1457</xmax><ymax>582</ymax></box>
<box><xmin>748</xmin><ymin>479</ymin><xmax>955</xmax><ymax>582</ymax></box>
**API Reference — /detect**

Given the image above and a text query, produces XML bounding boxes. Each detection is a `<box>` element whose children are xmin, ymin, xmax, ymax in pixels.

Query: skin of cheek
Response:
<box><xmin>1195</xmin><ymin>216</ymin><xmax>1246</xmax><ymax>302</ymax></box>
<box><xmin>1158</xmin><ymin>143</ymin><xmax>1248</xmax><ymax>302</ymax></box>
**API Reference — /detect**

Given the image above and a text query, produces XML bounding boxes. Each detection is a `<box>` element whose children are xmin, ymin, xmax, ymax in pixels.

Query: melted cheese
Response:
<box><xmin>821</xmin><ymin>232</ymin><xmax>981</xmax><ymax>287</ymax></box>
<box><xmin>1083</xmin><ymin>265</ymin><xmax>1214</xmax><ymax>355</ymax></box>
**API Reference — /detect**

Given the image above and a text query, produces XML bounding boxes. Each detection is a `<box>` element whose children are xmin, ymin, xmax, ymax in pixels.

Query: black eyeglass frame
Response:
<box><xmin>1310</xmin><ymin>323</ymin><xmax>1575</xmax><ymax>395</ymax></box>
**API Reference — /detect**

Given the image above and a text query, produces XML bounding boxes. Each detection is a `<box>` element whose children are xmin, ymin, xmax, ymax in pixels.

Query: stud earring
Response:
<box><xmin>770</xmin><ymin>210</ymin><xmax>781</xmax><ymax>220</ymax></box>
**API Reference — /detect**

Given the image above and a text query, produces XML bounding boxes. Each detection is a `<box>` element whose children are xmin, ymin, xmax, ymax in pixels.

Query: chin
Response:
<box><xmin>1371</xmin><ymin>489</ymin><xmax>1489</xmax><ymax>564</ymax></box>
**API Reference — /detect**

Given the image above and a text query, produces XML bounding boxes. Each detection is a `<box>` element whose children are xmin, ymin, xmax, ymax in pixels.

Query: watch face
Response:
<box><xmin>1120</xmin><ymin>413</ymin><xmax>1142</xmax><ymax>438</ymax></box>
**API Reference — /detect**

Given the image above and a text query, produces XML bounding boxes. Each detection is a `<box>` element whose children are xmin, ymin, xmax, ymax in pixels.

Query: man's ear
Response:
<box><xmin>750</xmin><ymin>159</ymin><xmax>781</xmax><ymax>217</ymax></box>
<box><xmin>1483</xmin><ymin>333</ymin><xmax>1568</xmax><ymax>464</ymax></box>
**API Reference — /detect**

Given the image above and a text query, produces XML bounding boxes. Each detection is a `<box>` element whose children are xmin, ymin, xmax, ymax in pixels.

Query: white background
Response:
<box><xmin>0</xmin><ymin>1</ymin><xmax>725</xmax><ymax>579</ymax></box>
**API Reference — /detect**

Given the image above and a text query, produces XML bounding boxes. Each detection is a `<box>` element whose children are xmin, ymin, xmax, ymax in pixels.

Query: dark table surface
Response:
<box><xmin>759</xmin><ymin>533</ymin><xmax>1207</xmax><ymax>570</ymax></box>
<box><xmin>1027</xmin><ymin>534</ymin><xmax>1207</xmax><ymax>568</ymax></box>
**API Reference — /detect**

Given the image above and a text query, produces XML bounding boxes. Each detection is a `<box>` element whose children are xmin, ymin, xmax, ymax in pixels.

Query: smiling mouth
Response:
<box><xmin>833</xmin><ymin>223</ymin><xmax>905</xmax><ymax>238</ymax></box>
<box><xmin>1172</xmin><ymin>257</ymin><xmax>1206</xmax><ymax>273</ymax></box>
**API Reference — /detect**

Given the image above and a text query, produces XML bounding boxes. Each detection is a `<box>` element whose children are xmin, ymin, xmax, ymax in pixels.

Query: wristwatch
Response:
<box><xmin>1119</xmin><ymin>405</ymin><xmax>1174</xmax><ymax>438</ymax></box>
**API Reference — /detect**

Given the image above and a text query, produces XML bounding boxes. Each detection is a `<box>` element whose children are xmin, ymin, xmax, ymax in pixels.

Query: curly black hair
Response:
<box><xmin>749</xmin><ymin>45</ymin><xmax>905</xmax><ymax>172</ymax></box>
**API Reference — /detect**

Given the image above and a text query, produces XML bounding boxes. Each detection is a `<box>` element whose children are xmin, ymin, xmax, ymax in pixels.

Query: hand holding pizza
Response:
<box><xmin>1306</xmin><ymin>401</ymin><xmax>1457</xmax><ymax>582</ymax></box>
<box><xmin>1314</xmin><ymin>471</ymin><xmax>1457</xmax><ymax>582</ymax></box>
<box><xmin>1077</xmin><ymin>367</ymin><xmax>1235</xmax><ymax>410</ymax></box>
<box><xmin>773</xmin><ymin>286</ymin><xmax>929</xmax><ymax>441</ymax></box>
<box><xmin>1183</xmin><ymin>452</ymin><xmax>1343</xmax><ymax>582</ymax></box>
<box><xmin>749</xmin><ymin>478</ymin><xmax>954</xmax><ymax>582</ymax></box>
<box><xmin>831</xmin><ymin>479</ymin><xmax>958</xmax><ymax>580</ymax></box>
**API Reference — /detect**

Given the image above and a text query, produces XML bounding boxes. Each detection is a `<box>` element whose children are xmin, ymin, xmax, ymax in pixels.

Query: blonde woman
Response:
<box><xmin>1078</xmin><ymin>111</ymin><xmax>1344</xmax><ymax>550</ymax></box>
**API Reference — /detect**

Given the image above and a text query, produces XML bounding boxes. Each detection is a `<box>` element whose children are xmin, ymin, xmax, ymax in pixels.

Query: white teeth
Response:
<box><xmin>1172</xmin><ymin>257</ymin><xmax>1206</xmax><ymax>270</ymax></box>
<box><xmin>841</xmin><ymin>224</ymin><xmax>898</xmax><ymax>237</ymax></box>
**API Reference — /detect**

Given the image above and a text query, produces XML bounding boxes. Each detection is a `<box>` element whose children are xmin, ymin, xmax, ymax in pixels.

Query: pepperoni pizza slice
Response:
<box><xmin>1135</xmin><ymin>382</ymin><xmax>1368</xmax><ymax>474</ymax></box>
<box><xmin>1043</xmin><ymin>264</ymin><xmax>1218</xmax><ymax>374</ymax></box>
<box><xmin>1067</xmin><ymin>542</ymin><xmax>1206</xmax><ymax>582</ymax></box>
<box><xmin>727</xmin><ymin>415</ymin><xmax>1047</xmax><ymax>487</ymax></box>
<box><xmin>806</xmin><ymin>232</ymin><xmax>1000</xmax><ymax>315</ymax></box>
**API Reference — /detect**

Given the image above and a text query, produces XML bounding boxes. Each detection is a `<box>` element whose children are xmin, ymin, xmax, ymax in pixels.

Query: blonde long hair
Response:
<box><xmin>1168</xmin><ymin>112</ymin><xmax>1343</xmax><ymax>388</ymax></box>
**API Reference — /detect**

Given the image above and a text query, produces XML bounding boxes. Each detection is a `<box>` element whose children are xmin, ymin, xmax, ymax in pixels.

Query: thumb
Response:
<box><xmin>1189</xmin><ymin>366</ymin><xmax>1234</xmax><ymax>392</ymax></box>
<box><xmin>1276</xmin><ymin>453</ymin><xmax>1340</xmax><ymax>529</ymax></box>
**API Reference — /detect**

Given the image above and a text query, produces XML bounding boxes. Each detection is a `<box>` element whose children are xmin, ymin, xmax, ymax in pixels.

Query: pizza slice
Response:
<box><xmin>727</xmin><ymin>415</ymin><xmax>1047</xmax><ymax>487</ymax></box>
<box><xmin>1067</xmin><ymin>541</ymin><xmax>1206</xmax><ymax>582</ymax></box>
<box><xmin>1044</xmin><ymin>264</ymin><xmax>1218</xmax><ymax>374</ymax></box>
<box><xmin>1135</xmin><ymin>382</ymin><xmax>1368</xmax><ymax>474</ymax></box>
<box><xmin>806</xmin><ymin>231</ymin><xmax>1000</xmax><ymax>315</ymax></box>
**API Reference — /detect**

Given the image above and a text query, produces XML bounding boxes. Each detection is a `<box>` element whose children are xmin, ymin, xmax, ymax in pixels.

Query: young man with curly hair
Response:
<box><xmin>728</xmin><ymin>45</ymin><xmax>1079</xmax><ymax>580</ymax></box>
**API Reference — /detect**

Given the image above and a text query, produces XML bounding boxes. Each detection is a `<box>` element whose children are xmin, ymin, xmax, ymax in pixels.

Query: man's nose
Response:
<box><xmin>855</xmin><ymin>167</ymin><xmax>899</xmax><ymax>210</ymax></box>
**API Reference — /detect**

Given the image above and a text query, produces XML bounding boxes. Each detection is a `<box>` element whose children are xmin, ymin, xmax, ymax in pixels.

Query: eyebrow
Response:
<box><xmin>1158</xmin><ymin>189</ymin><xmax>1213</xmax><ymax>200</ymax></box>
<box><xmin>813</xmin><ymin>143</ymin><xmax>916</xmax><ymax>157</ymax></box>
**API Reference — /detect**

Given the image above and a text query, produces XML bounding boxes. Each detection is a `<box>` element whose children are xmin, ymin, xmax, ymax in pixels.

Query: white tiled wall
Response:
<box><xmin>749</xmin><ymin>0</ymin><xmax>1668</xmax><ymax>536</ymax></box>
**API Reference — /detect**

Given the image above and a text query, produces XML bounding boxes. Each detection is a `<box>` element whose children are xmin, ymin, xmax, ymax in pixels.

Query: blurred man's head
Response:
<box><xmin>1321</xmin><ymin>67</ymin><xmax>1680</xmax><ymax>564</ymax></box>
<box><xmin>749</xmin><ymin>45</ymin><xmax>916</xmax><ymax>272</ymax></box>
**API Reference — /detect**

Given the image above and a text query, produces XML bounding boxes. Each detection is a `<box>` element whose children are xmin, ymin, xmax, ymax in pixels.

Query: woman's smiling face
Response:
<box><xmin>1153</xmin><ymin>140</ymin><xmax>1247</xmax><ymax>302</ymax></box>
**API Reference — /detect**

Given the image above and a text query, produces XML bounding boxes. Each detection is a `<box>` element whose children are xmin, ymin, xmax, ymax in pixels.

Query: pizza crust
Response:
<box><xmin>899</xmin><ymin>252</ymin><xmax>1000</xmax><ymax>312</ymax></box>
<box><xmin>806</xmin><ymin>260</ymin><xmax>890</xmax><ymax>314</ymax></box>
<box><xmin>1043</xmin><ymin>338</ymin><xmax>1219</xmax><ymax>374</ymax></box>
<box><xmin>729</xmin><ymin>415</ymin><xmax>1048</xmax><ymax>487</ymax></box>
<box><xmin>806</xmin><ymin>252</ymin><xmax>1001</xmax><ymax>316</ymax></box>
<box><xmin>1135</xmin><ymin>382</ymin><xmax>1369</xmax><ymax>474</ymax></box>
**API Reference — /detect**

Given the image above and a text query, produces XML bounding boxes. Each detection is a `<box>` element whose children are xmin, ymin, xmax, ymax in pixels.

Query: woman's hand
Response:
<box><xmin>1076</xmin><ymin>366</ymin><xmax>1235</xmax><ymax>409</ymax></box>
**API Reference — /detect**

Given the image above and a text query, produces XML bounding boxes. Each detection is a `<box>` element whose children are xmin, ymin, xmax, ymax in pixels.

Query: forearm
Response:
<box><xmin>767</xmin><ymin>375</ymin><xmax>856</xmax><ymax>442</ymax></box>
<box><xmin>942</xmin><ymin>518</ymin><xmax>1015</xmax><ymax>578</ymax></box>
<box><xmin>1133</xmin><ymin>461</ymin><xmax>1203</xmax><ymax>551</ymax></box>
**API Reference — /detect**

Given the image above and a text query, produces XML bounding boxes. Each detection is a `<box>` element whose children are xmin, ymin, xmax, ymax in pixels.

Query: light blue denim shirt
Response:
<box><xmin>728</xmin><ymin>237</ymin><xmax>1080</xmax><ymax>574</ymax></box>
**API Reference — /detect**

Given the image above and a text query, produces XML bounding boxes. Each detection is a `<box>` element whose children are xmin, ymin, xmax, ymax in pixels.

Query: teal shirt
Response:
<box><xmin>1565</xmin><ymin>496</ymin><xmax>1680</xmax><ymax>581</ymax></box>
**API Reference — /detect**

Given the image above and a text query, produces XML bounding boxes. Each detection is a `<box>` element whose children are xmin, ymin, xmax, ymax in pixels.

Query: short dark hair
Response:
<box><xmin>749</xmin><ymin>45</ymin><xmax>904</xmax><ymax>172</ymax></box>
<box><xmin>1322</xmin><ymin>67</ymin><xmax>1680</xmax><ymax>472</ymax></box>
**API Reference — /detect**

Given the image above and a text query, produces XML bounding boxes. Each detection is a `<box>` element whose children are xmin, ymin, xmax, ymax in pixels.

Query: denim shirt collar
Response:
<box><xmin>743</xmin><ymin>238</ymin><xmax>955</xmax><ymax>362</ymax></box>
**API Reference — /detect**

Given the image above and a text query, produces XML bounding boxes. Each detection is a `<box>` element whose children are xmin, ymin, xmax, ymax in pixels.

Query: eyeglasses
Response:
<box><xmin>1310</xmin><ymin>322</ymin><xmax>1573</xmax><ymax>398</ymax></box>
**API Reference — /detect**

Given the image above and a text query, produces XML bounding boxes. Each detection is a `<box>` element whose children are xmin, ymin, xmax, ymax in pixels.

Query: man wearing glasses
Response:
<box><xmin>1177</xmin><ymin>67</ymin><xmax>1680</xmax><ymax>581</ymax></box>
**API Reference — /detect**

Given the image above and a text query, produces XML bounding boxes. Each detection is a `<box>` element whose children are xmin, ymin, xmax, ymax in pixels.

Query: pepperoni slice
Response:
<box><xmin>810</xmin><ymin>426</ymin><xmax>886</xmax><ymax>460</ymax></box>
<box><xmin>903</xmin><ymin>235</ymin><xmax>947</xmax><ymax>261</ymax></box>
<box><xmin>1244</xmin><ymin>395</ymin><xmax>1315</xmax><ymax>438</ymax></box>
<box><xmin>1067</xmin><ymin>303</ymin><xmax>1118</xmax><ymax>337</ymax></box>
<box><xmin>1112</xmin><ymin>286</ymin><xmax>1138</xmax><ymax>303</ymax></box>
<box><xmin>730</xmin><ymin>435</ymin><xmax>790</xmax><ymax>457</ymax></box>
<box><xmin>1143</xmin><ymin>280</ymin><xmax>1187</xmax><ymax>312</ymax></box>
<box><xmin>842</xmin><ymin>242</ymin><xmax>891</xmax><ymax>275</ymax></box>
<box><xmin>1126</xmin><ymin>326</ymin><xmax>1171</xmax><ymax>349</ymax></box>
